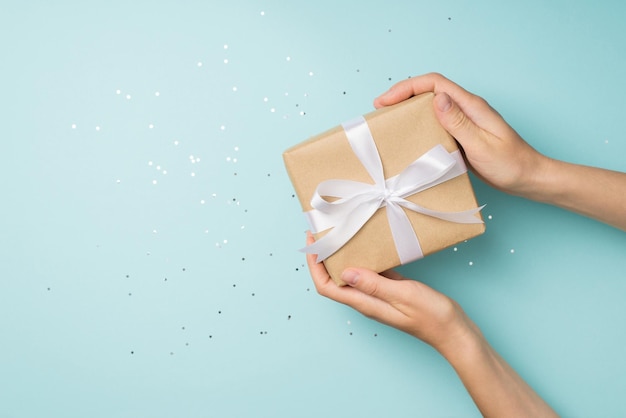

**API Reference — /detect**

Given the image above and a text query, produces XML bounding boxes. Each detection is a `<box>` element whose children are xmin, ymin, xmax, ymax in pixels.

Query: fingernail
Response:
<box><xmin>435</xmin><ymin>92</ymin><xmax>452</xmax><ymax>112</ymax></box>
<box><xmin>341</xmin><ymin>269</ymin><xmax>359</xmax><ymax>285</ymax></box>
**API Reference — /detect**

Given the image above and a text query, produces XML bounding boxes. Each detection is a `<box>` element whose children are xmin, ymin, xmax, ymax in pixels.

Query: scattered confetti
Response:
<box><xmin>52</xmin><ymin>15</ymin><xmax>532</xmax><ymax>383</ymax></box>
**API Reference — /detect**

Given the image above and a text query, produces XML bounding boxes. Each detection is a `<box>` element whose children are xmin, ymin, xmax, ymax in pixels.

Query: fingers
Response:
<box><xmin>305</xmin><ymin>231</ymin><xmax>334</xmax><ymax>292</ymax></box>
<box><xmin>374</xmin><ymin>73</ymin><xmax>511</xmax><ymax>137</ymax></box>
<box><xmin>305</xmin><ymin>232</ymin><xmax>367</xmax><ymax>301</ymax></box>
<box><xmin>341</xmin><ymin>268</ymin><xmax>404</xmax><ymax>303</ymax></box>
<box><xmin>433</xmin><ymin>92</ymin><xmax>485</xmax><ymax>151</ymax></box>
<box><xmin>374</xmin><ymin>73</ymin><xmax>470</xmax><ymax>109</ymax></box>
<box><xmin>380</xmin><ymin>269</ymin><xmax>406</xmax><ymax>281</ymax></box>
<box><xmin>305</xmin><ymin>232</ymin><xmax>398</xmax><ymax>313</ymax></box>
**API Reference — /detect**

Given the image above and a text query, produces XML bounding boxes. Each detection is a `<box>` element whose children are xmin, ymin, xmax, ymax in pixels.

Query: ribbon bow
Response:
<box><xmin>302</xmin><ymin>116</ymin><xmax>484</xmax><ymax>263</ymax></box>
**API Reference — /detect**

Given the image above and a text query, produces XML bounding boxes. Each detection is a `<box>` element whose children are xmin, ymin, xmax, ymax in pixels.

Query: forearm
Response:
<box><xmin>523</xmin><ymin>157</ymin><xmax>626</xmax><ymax>231</ymax></box>
<box><xmin>439</xmin><ymin>327</ymin><xmax>558</xmax><ymax>418</ymax></box>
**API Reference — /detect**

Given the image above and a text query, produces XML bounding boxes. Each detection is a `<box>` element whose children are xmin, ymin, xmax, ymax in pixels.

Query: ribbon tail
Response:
<box><xmin>385</xmin><ymin>203</ymin><xmax>424</xmax><ymax>264</ymax></box>
<box><xmin>300</xmin><ymin>201</ymin><xmax>381</xmax><ymax>262</ymax></box>
<box><xmin>305</xmin><ymin>188</ymin><xmax>381</xmax><ymax>234</ymax></box>
<box><xmin>399</xmin><ymin>200</ymin><xmax>486</xmax><ymax>224</ymax></box>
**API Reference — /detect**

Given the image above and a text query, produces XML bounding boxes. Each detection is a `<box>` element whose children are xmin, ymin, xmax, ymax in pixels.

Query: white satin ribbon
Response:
<box><xmin>301</xmin><ymin>115</ymin><xmax>484</xmax><ymax>264</ymax></box>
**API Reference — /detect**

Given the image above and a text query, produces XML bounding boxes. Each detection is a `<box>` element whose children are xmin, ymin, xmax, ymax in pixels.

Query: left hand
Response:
<box><xmin>373</xmin><ymin>73</ymin><xmax>548</xmax><ymax>199</ymax></box>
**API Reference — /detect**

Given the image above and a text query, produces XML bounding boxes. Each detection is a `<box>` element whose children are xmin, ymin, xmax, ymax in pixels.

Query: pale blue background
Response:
<box><xmin>2</xmin><ymin>1</ymin><xmax>625</xmax><ymax>417</ymax></box>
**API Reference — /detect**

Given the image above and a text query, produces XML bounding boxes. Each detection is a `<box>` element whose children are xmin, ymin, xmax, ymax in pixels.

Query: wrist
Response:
<box><xmin>510</xmin><ymin>153</ymin><xmax>559</xmax><ymax>203</ymax></box>
<box><xmin>432</xmin><ymin>306</ymin><xmax>486</xmax><ymax>364</ymax></box>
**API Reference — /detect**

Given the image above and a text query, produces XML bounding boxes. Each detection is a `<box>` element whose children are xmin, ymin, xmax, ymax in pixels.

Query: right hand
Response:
<box><xmin>305</xmin><ymin>232</ymin><xmax>480</xmax><ymax>354</ymax></box>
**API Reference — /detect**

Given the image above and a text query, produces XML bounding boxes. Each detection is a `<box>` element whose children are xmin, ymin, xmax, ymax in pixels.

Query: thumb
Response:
<box><xmin>433</xmin><ymin>92</ymin><xmax>483</xmax><ymax>149</ymax></box>
<box><xmin>341</xmin><ymin>268</ymin><xmax>397</xmax><ymax>301</ymax></box>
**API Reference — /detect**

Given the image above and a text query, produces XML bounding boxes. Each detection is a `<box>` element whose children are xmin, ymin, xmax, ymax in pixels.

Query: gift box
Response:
<box><xmin>283</xmin><ymin>92</ymin><xmax>485</xmax><ymax>285</ymax></box>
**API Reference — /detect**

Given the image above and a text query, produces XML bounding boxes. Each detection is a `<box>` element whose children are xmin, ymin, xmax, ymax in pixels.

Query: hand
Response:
<box><xmin>306</xmin><ymin>232</ymin><xmax>479</xmax><ymax>353</ymax></box>
<box><xmin>374</xmin><ymin>73</ymin><xmax>626</xmax><ymax>231</ymax></box>
<box><xmin>306</xmin><ymin>233</ymin><xmax>558</xmax><ymax>417</ymax></box>
<box><xmin>374</xmin><ymin>73</ymin><xmax>550</xmax><ymax>199</ymax></box>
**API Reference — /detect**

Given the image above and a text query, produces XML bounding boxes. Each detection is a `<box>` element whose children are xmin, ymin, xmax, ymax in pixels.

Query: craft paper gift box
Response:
<box><xmin>283</xmin><ymin>92</ymin><xmax>485</xmax><ymax>285</ymax></box>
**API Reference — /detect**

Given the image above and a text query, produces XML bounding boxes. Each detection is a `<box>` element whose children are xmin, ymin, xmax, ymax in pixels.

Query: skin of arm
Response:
<box><xmin>374</xmin><ymin>73</ymin><xmax>626</xmax><ymax>231</ymax></box>
<box><xmin>302</xmin><ymin>72</ymin><xmax>626</xmax><ymax>416</ymax></box>
<box><xmin>306</xmin><ymin>233</ymin><xmax>559</xmax><ymax>418</ymax></box>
